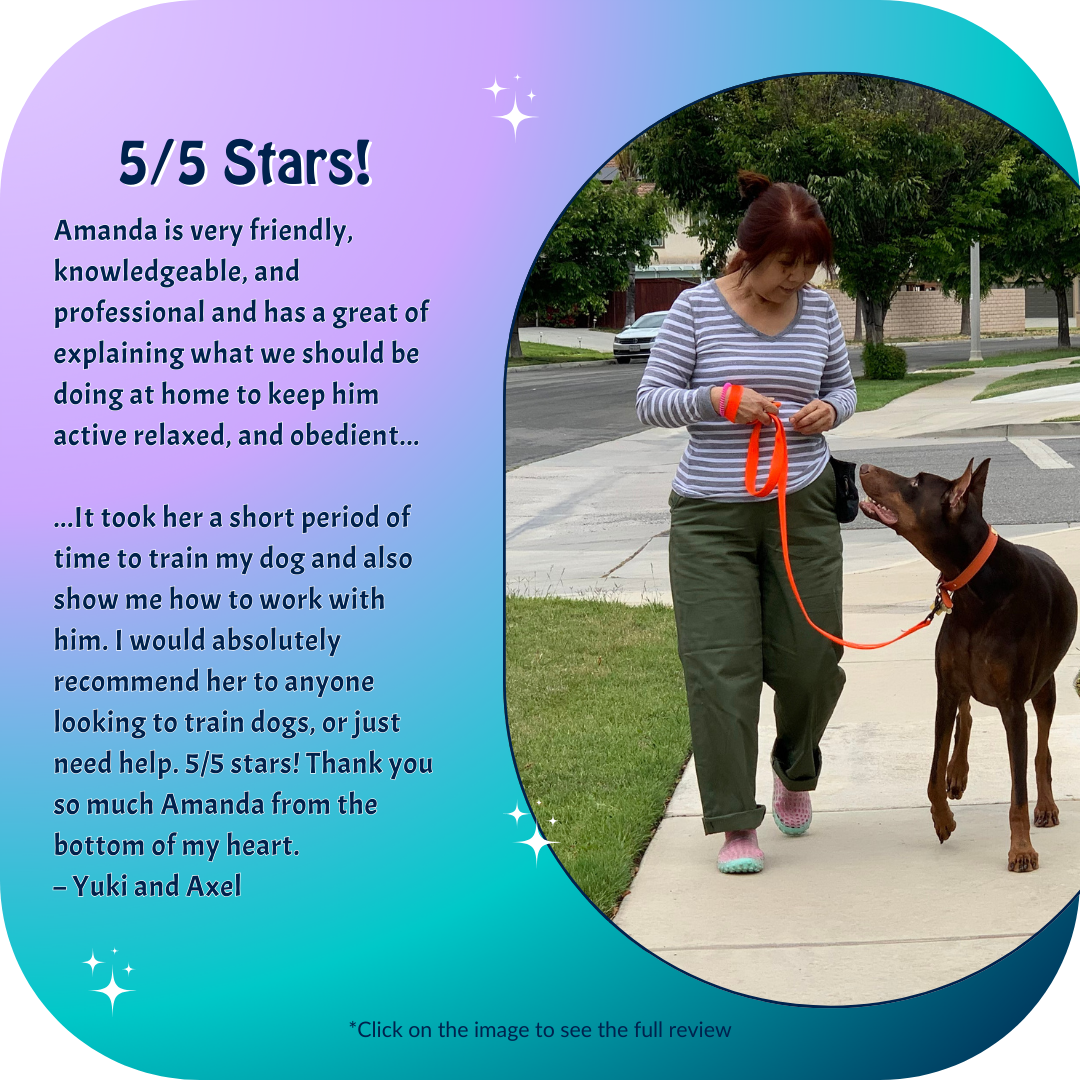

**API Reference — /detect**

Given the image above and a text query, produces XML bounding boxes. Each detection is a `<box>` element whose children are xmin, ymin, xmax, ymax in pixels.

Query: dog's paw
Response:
<box><xmin>1008</xmin><ymin>846</ymin><xmax>1040</xmax><ymax>872</ymax></box>
<box><xmin>1034</xmin><ymin>802</ymin><xmax>1060</xmax><ymax>828</ymax></box>
<box><xmin>931</xmin><ymin>805</ymin><xmax>956</xmax><ymax>843</ymax></box>
<box><xmin>946</xmin><ymin>769</ymin><xmax>968</xmax><ymax>801</ymax></box>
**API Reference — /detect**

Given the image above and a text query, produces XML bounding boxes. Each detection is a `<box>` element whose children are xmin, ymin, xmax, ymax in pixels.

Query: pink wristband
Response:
<box><xmin>718</xmin><ymin>382</ymin><xmax>732</xmax><ymax>416</ymax></box>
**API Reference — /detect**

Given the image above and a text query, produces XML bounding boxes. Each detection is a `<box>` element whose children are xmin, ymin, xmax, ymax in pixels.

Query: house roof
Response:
<box><xmin>595</xmin><ymin>164</ymin><xmax>656</xmax><ymax>194</ymax></box>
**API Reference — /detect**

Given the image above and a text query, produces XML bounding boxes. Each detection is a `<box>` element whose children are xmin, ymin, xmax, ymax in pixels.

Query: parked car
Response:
<box><xmin>612</xmin><ymin>310</ymin><xmax>670</xmax><ymax>363</ymax></box>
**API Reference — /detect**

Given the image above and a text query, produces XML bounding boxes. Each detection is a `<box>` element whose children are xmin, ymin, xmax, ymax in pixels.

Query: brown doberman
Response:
<box><xmin>859</xmin><ymin>458</ymin><xmax>1077</xmax><ymax>872</ymax></box>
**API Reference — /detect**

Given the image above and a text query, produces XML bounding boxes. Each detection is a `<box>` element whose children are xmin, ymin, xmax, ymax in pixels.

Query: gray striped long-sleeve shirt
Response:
<box><xmin>636</xmin><ymin>280</ymin><xmax>857</xmax><ymax>502</ymax></box>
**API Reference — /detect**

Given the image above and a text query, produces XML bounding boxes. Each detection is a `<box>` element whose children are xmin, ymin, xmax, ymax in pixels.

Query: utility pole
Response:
<box><xmin>968</xmin><ymin>241</ymin><xmax>982</xmax><ymax>362</ymax></box>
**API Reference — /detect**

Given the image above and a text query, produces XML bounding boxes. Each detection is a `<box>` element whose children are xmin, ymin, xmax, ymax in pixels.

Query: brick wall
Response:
<box><xmin>824</xmin><ymin>287</ymin><xmax>1025</xmax><ymax>340</ymax></box>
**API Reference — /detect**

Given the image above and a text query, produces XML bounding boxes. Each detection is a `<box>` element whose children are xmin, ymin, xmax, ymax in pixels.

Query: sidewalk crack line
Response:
<box><xmin>602</xmin><ymin>530</ymin><xmax>668</xmax><ymax>578</ymax></box>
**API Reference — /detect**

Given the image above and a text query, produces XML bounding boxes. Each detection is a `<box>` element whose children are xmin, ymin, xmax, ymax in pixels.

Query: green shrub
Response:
<box><xmin>862</xmin><ymin>342</ymin><xmax>908</xmax><ymax>380</ymax></box>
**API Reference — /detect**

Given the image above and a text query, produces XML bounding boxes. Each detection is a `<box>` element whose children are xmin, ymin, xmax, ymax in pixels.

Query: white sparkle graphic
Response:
<box><xmin>83</xmin><ymin>951</ymin><xmax>102</xmax><ymax>973</ymax></box>
<box><xmin>517</xmin><ymin>824</ymin><xmax>558</xmax><ymax>865</ymax></box>
<box><xmin>528</xmin><ymin>91</ymin><xmax>536</xmax><ymax>101</ymax></box>
<box><xmin>506</xmin><ymin>804</ymin><xmax>528</xmax><ymax>824</ymax></box>
<box><xmin>514</xmin><ymin>74</ymin><xmax>521</xmax><ymax>80</ymax></box>
<box><xmin>92</xmin><ymin>969</ymin><xmax>134</xmax><ymax>1014</ymax></box>
<box><xmin>124</xmin><ymin>965</ymin><xmax>134</xmax><ymax>975</ymax></box>
<box><xmin>549</xmin><ymin>817</ymin><xmax>557</xmax><ymax>825</ymax></box>
<box><xmin>112</xmin><ymin>948</ymin><xmax>117</xmax><ymax>955</ymax></box>
<box><xmin>483</xmin><ymin>78</ymin><xmax>506</xmax><ymax>98</ymax></box>
<box><xmin>496</xmin><ymin>96</ymin><xmax>535</xmax><ymax>139</ymax></box>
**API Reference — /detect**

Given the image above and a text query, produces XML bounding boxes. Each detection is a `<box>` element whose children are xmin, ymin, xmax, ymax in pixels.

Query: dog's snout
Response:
<box><xmin>859</xmin><ymin>463</ymin><xmax>873</xmax><ymax>479</ymax></box>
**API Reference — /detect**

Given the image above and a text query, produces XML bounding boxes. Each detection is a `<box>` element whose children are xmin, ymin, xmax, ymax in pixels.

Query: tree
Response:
<box><xmin>613</xmin><ymin>146</ymin><xmax>644</xmax><ymax>325</ymax></box>
<box><xmin>915</xmin><ymin>122</ymin><xmax>1019</xmax><ymax>333</ymax></box>
<box><xmin>983</xmin><ymin>142</ymin><xmax>1080</xmax><ymax>347</ymax></box>
<box><xmin>635</xmin><ymin>76</ymin><xmax>1013</xmax><ymax>343</ymax></box>
<box><xmin>511</xmin><ymin>177</ymin><xmax>669</xmax><ymax>358</ymax></box>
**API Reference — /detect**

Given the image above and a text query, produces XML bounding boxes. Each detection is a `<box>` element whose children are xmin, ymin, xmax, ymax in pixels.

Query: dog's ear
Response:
<box><xmin>969</xmin><ymin>458</ymin><xmax>991</xmax><ymax>508</ymax></box>
<box><xmin>946</xmin><ymin>459</ymin><xmax>975</xmax><ymax>513</ymax></box>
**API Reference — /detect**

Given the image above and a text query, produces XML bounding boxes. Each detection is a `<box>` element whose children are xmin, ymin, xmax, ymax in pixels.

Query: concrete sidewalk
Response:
<box><xmin>518</xmin><ymin>326</ymin><xmax>616</xmax><ymax>352</ymax></box>
<box><xmin>507</xmin><ymin>362</ymin><xmax>1080</xmax><ymax>1005</ymax></box>
<box><xmin>832</xmin><ymin>356</ymin><xmax>1080</xmax><ymax>439</ymax></box>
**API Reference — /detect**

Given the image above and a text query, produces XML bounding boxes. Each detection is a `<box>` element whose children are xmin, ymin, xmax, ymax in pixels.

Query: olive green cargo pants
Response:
<box><xmin>668</xmin><ymin>466</ymin><xmax>845</xmax><ymax>834</ymax></box>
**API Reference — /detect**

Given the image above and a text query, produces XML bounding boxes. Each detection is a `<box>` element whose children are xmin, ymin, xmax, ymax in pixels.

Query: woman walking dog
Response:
<box><xmin>637</xmin><ymin>171</ymin><xmax>857</xmax><ymax>873</ymax></box>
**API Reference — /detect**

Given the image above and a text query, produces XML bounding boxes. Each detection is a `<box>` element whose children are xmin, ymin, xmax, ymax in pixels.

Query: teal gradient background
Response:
<box><xmin>0</xmin><ymin>2</ymin><xmax>1076</xmax><ymax>1077</ymax></box>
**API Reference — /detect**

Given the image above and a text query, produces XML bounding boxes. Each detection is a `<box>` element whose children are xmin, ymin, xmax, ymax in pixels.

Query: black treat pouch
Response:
<box><xmin>829</xmin><ymin>456</ymin><xmax>859</xmax><ymax>523</ymax></box>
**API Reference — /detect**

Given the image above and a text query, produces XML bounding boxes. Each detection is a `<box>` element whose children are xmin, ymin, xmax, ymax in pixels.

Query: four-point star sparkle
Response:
<box><xmin>93</xmin><ymin>969</ymin><xmax>134</xmax><ymax>1014</ymax></box>
<box><xmin>483</xmin><ymin>78</ymin><xmax>506</xmax><ymax>98</ymax></box>
<box><xmin>506</xmin><ymin>804</ymin><xmax>527</xmax><ymax>824</ymax></box>
<box><xmin>83</xmin><ymin>951</ymin><xmax>102</xmax><ymax>973</ymax></box>
<box><xmin>517</xmin><ymin>824</ymin><xmax>558</xmax><ymax>865</ymax></box>
<box><xmin>496</xmin><ymin>96</ymin><xmax>535</xmax><ymax>139</ymax></box>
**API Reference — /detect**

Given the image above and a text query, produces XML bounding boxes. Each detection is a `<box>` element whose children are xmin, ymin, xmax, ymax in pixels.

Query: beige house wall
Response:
<box><xmin>652</xmin><ymin>214</ymin><xmax>705</xmax><ymax>265</ymax></box>
<box><xmin>823</xmin><ymin>287</ymin><xmax>1025</xmax><ymax>340</ymax></box>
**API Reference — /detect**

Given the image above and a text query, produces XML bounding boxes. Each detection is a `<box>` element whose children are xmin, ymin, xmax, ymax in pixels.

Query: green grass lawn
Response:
<box><xmin>1046</xmin><ymin>416</ymin><xmax>1080</xmax><ymax>423</ymax></box>
<box><xmin>505</xmin><ymin>597</ymin><xmax>689</xmax><ymax>917</ymax></box>
<box><xmin>937</xmin><ymin>347</ymin><xmax>1080</xmax><ymax>370</ymax></box>
<box><xmin>854</xmin><ymin>371</ymin><xmax>971</xmax><ymax>412</ymax></box>
<box><xmin>975</xmin><ymin>363</ymin><xmax>1080</xmax><ymax>400</ymax></box>
<box><xmin>508</xmin><ymin>342</ymin><xmax>611</xmax><ymax>367</ymax></box>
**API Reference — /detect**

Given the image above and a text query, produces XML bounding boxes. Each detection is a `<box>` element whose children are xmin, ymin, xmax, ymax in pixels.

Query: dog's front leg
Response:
<box><xmin>1001</xmin><ymin>703</ymin><xmax>1038</xmax><ymax>871</ymax></box>
<box><xmin>946</xmin><ymin>696</ymin><xmax>972</xmax><ymax>800</ymax></box>
<box><xmin>928</xmin><ymin>687</ymin><xmax>959</xmax><ymax>843</ymax></box>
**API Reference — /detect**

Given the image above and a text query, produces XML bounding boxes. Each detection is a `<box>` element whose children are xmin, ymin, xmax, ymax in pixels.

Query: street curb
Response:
<box><xmin>905</xmin><ymin>422</ymin><xmax>1080</xmax><ymax>439</ymax></box>
<box><xmin>847</xmin><ymin>332</ymin><xmax>1064</xmax><ymax>349</ymax></box>
<box><xmin>507</xmin><ymin>358</ymin><xmax>616</xmax><ymax>372</ymax></box>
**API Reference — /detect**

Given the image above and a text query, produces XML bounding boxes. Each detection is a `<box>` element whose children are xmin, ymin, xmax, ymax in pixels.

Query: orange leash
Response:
<box><xmin>745</xmin><ymin>411</ymin><xmax>995</xmax><ymax>650</ymax></box>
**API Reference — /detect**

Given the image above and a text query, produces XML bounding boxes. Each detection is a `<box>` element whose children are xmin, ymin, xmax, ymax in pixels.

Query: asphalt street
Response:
<box><xmin>852</xmin><ymin>334</ymin><xmax>1062</xmax><ymax>370</ymax></box>
<box><xmin>505</xmin><ymin>335</ymin><xmax>1071</xmax><ymax>468</ymax></box>
<box><xmin>839</xmin><ymin>438</ymin><xmax>1080</xmax><ymax>529</ymax></box>
<box><xmin>506</xmin><ymin>352</ymin><xmax>1080</xmax><ymax>527</ymax></box>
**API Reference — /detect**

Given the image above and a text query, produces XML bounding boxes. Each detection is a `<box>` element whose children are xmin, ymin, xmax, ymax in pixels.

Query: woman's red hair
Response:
<box><xmin>725</xmin><ymin>171</ymin><xmax>834</xmax><ymax>278</ymax></box>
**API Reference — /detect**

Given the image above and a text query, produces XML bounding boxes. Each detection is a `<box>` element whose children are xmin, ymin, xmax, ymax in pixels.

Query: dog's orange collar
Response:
<box><xmin>937</xmin><ymin>527</ymin><xmax>998</xmax><ymax>610</ymax></box>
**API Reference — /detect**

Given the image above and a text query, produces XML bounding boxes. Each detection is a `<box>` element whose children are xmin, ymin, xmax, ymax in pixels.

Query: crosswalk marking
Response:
<box><xmin>1008</xmin><ymin>437</ymin><xmax>1075</xmax><ymax>470</ymax></box>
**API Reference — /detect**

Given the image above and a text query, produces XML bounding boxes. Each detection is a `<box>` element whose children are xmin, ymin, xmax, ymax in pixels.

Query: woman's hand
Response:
<box><xmin>710</xmin><ymin>385</ymin><xmax>779</xmax><ymax>425</ymax></box>
<box><xmin>791</xmin><ymin>399</ymin><xmax>837</xmax><ymax>435</ymax></box>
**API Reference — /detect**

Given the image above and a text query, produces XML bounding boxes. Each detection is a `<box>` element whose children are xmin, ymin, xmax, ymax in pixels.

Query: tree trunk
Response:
<box><xmin>853</xmin><ymin>296</ymin><xmax>863</xmax><ymax>342</ymax></box>
<box><xmin>863</xmin><ymin>296</ymin><xmax>887</xmax><ymax>345</ymax></box>
<box><xmin>959</xmin><ymin>297</ymin><xmax>970</xmax><ymax>337</ymax></box>
<box><xmin>625</xmin><ymin>264</ymin><xmax>637</xmax><ymax>326</ymax></box>
<box><xmin>1055</xmin><ymin>285</ymin><xmax>1072</xmax><ymax>348</ymax></box>
<box><xmin>509</xmin><ymin>325</ymin><xmax>523</xmax><ymax>359</ymax></box>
